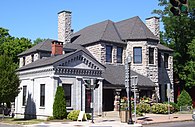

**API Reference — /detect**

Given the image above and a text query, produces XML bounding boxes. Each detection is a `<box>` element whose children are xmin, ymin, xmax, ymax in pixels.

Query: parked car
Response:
<box><xmin>193</xmin><ymin>110</ymin><xmax>195</xmax><ymax>121</ymax></box>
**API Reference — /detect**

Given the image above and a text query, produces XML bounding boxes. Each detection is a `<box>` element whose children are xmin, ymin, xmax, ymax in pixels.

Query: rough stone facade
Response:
<box><xmin>86</xmin><ymin>39</ymin><xmax>173</xmax><ymax>101</ymax></box>
<box><xmin>58</xmin><ymin>11</ymin><xmax>72</xmax><ymax>45</ymax></box>
<box><xmin>86</xmin><ymin>42</ymin><xmax>126</xmax><ymax>65</ymax></box>
<box><xmin>145</xmin><ymin>17</ymin><xmax>160</xmax><ymax>38</ymax></box>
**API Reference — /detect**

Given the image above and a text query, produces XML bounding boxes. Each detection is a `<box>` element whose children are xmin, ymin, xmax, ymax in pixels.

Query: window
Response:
<box><xmin>149</xmin><ymin>47</ymin><xmax>154</xmax><ymax>64</ymax></box>
<box><xmin>164</xmin><ymin>53</ymin><xmax>169</xmax><ymax>68</ymax></box>
<box><xmin>117</xmin><ymin>47</ymin><xmax>123</xmax><ymax>63</ymax></box>
<box><xmin>133</xmin><ymin>47</ymin><xmax>142</xmax><ymax>63</ymax></box>
<box><xmin>22</xmin><ymin>86</ymin><xmax>27</xmax><ymax>106</ymax></box>
<box><xmin>62</xmin><ymin>84</ymin><xmax>71</xmax><ymax>107</ymax></box>
<box><xmin>23</xmin><ymin>57</ymin><xmax>25</xmax><ymax>66</ymax></box>
<box><xmin>106</xmin><ymin>45</ymin><xmax>112</xmax><ymax>63</ymax></box>
<box><xmin>40</xmin><ymin>84</ymin><xmax>45</xmax><ymax>107</ymax></box>
<box><xmin>31</xmin><ymin>54</ymin><xmax>34</xmax><ymax>62</ymax></box>
<box><xmin>158</xmin><ymin>52</ymin><xmax>161</xmax><ymax>67</ymax></box>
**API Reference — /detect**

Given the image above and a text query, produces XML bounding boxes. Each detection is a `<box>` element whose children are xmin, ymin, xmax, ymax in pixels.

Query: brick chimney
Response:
<box><xmin>145</xmin><ymin>17</ymin><xmax>160</xmax><ymax>39</ymax></box>
<box><xmin>51</xmin><ymin>41</ymin><xmax>63</xmax><ymax>55</ymax></box>
<box><xmin>58</xmin><ymin>10</ymin><xmax>72</xmax><ymax>45</ymax></box>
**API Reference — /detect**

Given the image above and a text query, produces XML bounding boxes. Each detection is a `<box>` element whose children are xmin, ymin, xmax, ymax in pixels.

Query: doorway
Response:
<box><xmin>85</xmin><ymin>89</ymin><xmax>91</xmax><ymax>113</ymax></box>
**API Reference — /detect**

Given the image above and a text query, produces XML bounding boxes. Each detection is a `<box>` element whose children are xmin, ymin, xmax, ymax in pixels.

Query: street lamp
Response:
<box><xmin>127</xmin><ymin>55</ymin><xmax>133</xmax><ymax>124</ymax></box>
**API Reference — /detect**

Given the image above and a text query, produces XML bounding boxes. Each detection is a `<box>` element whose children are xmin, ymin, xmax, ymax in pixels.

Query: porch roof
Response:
<box><xmin>102</xmin><ymin>64</ymin><xmax>155</xmax><ymax>89</ymax></box>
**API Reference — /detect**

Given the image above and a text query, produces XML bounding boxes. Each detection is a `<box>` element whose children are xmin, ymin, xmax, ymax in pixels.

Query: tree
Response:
<box><xmin>0</xmin><ymin>37</ymin><xmax>32</xmax><ymax>63</ymax></box>
<box><xmin>0</xmin><ymin>27</ymin><xmax>32</xmax><ymax>64</ymax></box>
<box><xmin>177</xmin><ymin>89</ymin><xmax>192</xmax><ymax>107</ymax></box>
<box><xmin>153</xmin><ymin>0</ymin><xmax>195</xmax><ymax>88</ymax></box>
<box><xmin>183</xmin><ymin>39</ymin><xmax>195</xmax><ymax>87</ymax></box>
<box><xmin>0</xmin><ymin>55</ymin><xmax>20</xmax><ymax>103</ymax></box>
<box><xmin>33</xmin><ymin>38</ymin><xmax>47</xmax><ymax>46</ymax></box>
<box><xmin>53</xmin><ymin>86</ymin><xmax>67</xmax><ymax>119</ymax></box>
<box><xmin>0</xmin><ymin>27</ymin><xmax>10</xmax><ymax>45</ymax></box>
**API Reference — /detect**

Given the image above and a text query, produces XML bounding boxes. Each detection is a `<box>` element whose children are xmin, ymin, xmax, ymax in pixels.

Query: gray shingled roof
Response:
<box><xmin>71</xmin><ymin>16</ymin><xmax>159</xmax><ymax>46</ymax></box>
<box><xmin>19</xmin><ymin>16</ymin><xmax>159</xmax><ymax>56</ymax></box>
<box><xmin>102</xmin><ymin>64</ymin><xmax>155</xmax><ymax>88</ymax></box>
<box><xmin>158</xmin><ymin>43</ymin><xmax>173</xmax><ymax>52</ymax></box>
<box><xmin>18</xmin><ymin>39</ymin><xmax>53</xmax><ymax>56</ymax></box>
<box><xmin>71</xmin><ymin>20</ymin><xmax>125</xmax><ymax>45</ymax></box>
<box><xmin>17</xmin><ymin>43</ymin><xmax>104</xmax><ymax>71</ymax></box>
<box><xmin>115</xmin><ymin>16</ymin><xmax>159</xmax><ymax>41</ymax></box>
<box><xmin>17</xmin><ymin>52</ymin><xmax>75</xmax><ymax>71</ymax></box>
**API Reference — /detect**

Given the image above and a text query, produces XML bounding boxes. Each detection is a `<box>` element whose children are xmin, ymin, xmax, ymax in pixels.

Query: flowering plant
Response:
<box><xmin>120</xmin><ymin>97</ymin><xmax>128</xmax><ymax>111</ymax></box>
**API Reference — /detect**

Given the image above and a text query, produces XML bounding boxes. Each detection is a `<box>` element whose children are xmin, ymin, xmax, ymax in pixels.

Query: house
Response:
<box><xmin>15</xmin><ymin>10</ymin><xmax>173</xmax><ymax>119</ymax></box>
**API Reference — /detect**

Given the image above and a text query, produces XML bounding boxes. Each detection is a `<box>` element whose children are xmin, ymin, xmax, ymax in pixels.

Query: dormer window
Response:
<box><xmin>23</xmin><ymin>57</ymin><xmax>25</xmax><ymax>66</ymax></box>
<box><xmin>31</xmin><ymin>54</ymin><xmax>34</xmax><ymax>62</ymax></box>
<box><xmin>106</xmin><ymin>45</ymin><xmax>112</xmax><ymax>63</ymax></box>
<box><xmin>117</xmin><ymin>47</ymin><xmax>123</xmax><ymax>63</ymax></box>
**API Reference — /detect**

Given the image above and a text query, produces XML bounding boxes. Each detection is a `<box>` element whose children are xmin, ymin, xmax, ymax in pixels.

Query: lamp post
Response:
<box><xmin>127</xmin><ymin>55</ymin><xmax>133</xmax><ymax>124</ymax></box>
<box><xmin>83</xmin><ymin>79</ymin><xmax>100</xmax><ymax>123</ymax></box>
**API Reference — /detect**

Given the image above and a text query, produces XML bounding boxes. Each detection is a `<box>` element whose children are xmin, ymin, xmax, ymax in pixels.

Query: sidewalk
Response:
<box><xmin>137</xmin><ymin>113</ymin><xmax>192</xmax><ymax>124</ymax></box>
<box><xmin>21</xmin><ymin>112</ymin><xmax>194</xmax><ymax>127</ymax></box>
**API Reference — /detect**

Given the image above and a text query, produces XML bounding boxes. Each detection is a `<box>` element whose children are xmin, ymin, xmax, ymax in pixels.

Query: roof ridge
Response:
<box><xmin>39</xmin><ymin>39</ymin><xmax>50</xmax><ymax>49</ymax></box>
<box><xmin>100</xmin><ymin>20</ymin><xmax>110</xmax><ymax>40</ymax></box>
<box><xmin>113</xmin><ymin>22</ymin><xmax>122</xmax><ymax>40</ymax></box>
<box><xmin>129</xmin><ymin>17</ymin><xmax>138</xmax><ymax>38</ymax></box>
<box><xmin>101</xmin><ymin>20</ymin><xmax>123</xmax><ymax>42</ymax></box>
<box><xmin>139</xmin><ymin>17</ymin><xmax>148</xmax><ymax>39</ymax></box>
<box><xmin>115</xmin><ymin>16</ymin><xmax>139</xmax><ymax>24</ymax></box>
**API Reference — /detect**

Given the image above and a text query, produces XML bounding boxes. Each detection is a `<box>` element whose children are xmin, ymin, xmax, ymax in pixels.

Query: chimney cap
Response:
<box><xmin>52</xmin><ymin>40</ymin><xmax>63</xmax><ymax>45</ymax></box>
<box><xmin>58</xmin><ymin>10</ymin><xmax>72</xmax><ymax>14</ymax></box>
<box><xmin>145</xmin><ymin>16</ymin><xmax>159</xmax><ymax>20</ymax></box>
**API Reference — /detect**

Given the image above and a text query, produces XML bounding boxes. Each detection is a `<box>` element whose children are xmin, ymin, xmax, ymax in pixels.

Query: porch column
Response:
<box><xmin>76</xmin><ymin>77</ymin><xmax>83</xmax><ymax>111</ymax></box>
<box><xmin>94</xmin><ymin>78</ymin><xmax>103</xmax><ymax>116</ymax></box>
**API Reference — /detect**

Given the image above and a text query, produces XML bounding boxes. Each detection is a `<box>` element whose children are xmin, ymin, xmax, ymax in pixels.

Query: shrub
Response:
<box><xmin>47</xmin><ymin>116</ymin><xmax>54</xmax><ymax>121</ymax></box>
<box><xmin>53</xmin><ymin>86</ymin><xmax>67</xmax><ymax>119</ymax></box>
<box><xmin>136</xmin><ymin>103</ymin><xmax>150</xmax><ymax>113</ymax></box>
<box><xmin>177</xmin><ymin>90</ymin><xmax>192</xmax><ymax>108</ymax></box>
<box><xmin>86</xmin><ymin>113</ymin><xmax>91</xmax><ymax>120</ymax></box>
<box><xmin>67</xmin><ymin>110</ymin><xmax>80</xmax><ymax>121</ymax></box>
<box><xmin>151</xmin><ymin>103</ymin><xmax>174</xmax><ymax>114</ymax></box>
<box><xmin>163</xmin><ymin>102</ymin><xmax>179</xmax><ymax>112</ymax></box>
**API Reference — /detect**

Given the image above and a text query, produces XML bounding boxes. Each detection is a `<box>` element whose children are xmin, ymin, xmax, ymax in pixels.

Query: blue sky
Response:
<box><xmin>0</xmin><ymin>0</ymin><xmax>162</xmax><ymax>41</ymax></box>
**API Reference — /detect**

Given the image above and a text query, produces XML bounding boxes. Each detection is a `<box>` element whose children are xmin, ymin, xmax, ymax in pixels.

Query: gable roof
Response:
<box><xmin>71</xmin><ymin>20</ymin><xmax>125</xmax><ymax>45</ymax></box>
<box><xmin>102</xmin><ymin>64</ymin><xmax>155</xmax><ymax>88</ymax></box>
<box><xmin>18</xmin><ymin>39</ymin><xmax>53</xmax><ymax>56</ymax></box>
<box><xmin>115</xmin><ymin>16</ymin><xmax>159</xmax><ymax>41</ymax></box>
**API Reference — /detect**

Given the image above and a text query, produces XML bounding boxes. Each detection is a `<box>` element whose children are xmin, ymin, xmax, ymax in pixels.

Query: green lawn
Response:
<box><xmin>0</xmin><ymin>117</ymin><xmax>45</xmax><ymax>125</ymax></box>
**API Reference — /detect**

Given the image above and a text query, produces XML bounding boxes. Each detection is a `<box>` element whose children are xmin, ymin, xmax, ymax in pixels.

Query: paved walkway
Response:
<box><xmin>137</xmin><ymin>113</ymin><xmax>192</xmax><ymax>124</ymax></box>
<box><xmin>0</xmin><ymin>111</ymin><xmax>193</xmax><ymax>127</ymax></box>
<box><xmin>22</xmin><ymin>111</ymin><xmax>193</xmax><ymax>127</ymax></box>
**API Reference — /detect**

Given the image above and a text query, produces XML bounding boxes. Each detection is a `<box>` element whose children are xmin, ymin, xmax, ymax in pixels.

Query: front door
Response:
<box><xmin>85</xmin><ymin>89</ymin><xmax>91</xmax><ymax>113</ymax></box>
